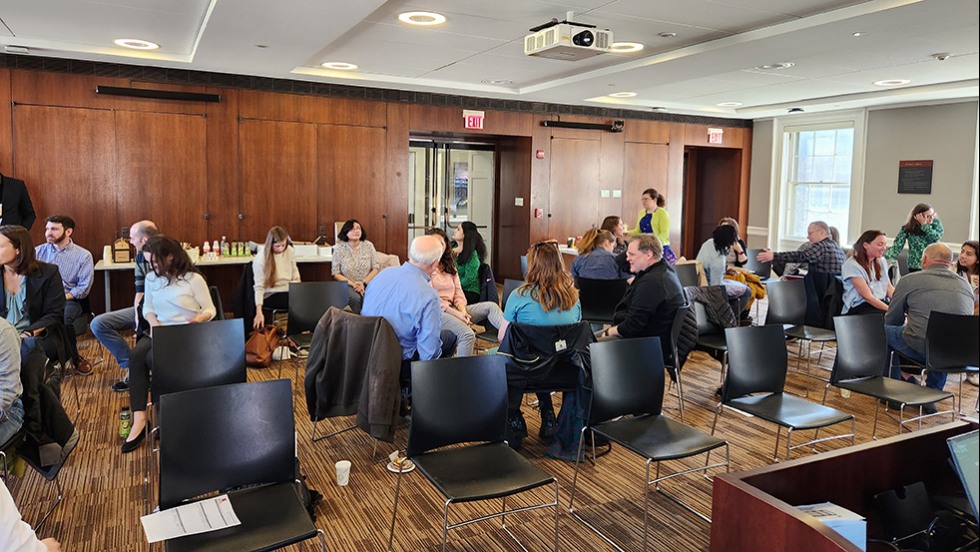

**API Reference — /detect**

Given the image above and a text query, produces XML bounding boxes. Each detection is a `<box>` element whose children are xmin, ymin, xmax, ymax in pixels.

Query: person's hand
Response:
<box><xmin>350</xmin><ymin>281</ymin><xmax>365</xmax><ymax>295</ymax></box>
<box><xmin>756</xmin><ymin>249</ymin><xmax>774</xmax><ymax>263</ymax></box>
<box><xmin>253</xmin><ymin>311</ymin><xmax>265</xmax><ymax>330</ymax></box>
<box><xmin>42</xmin><ymin>537</ymin><xmax>61</xmax><ymax>552</ymax></box>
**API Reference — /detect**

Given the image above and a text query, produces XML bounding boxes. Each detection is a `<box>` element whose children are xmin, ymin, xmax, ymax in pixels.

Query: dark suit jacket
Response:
<box><xmin>0</xmin><ymin>175</ymin><xmax>37</xmax><ymax>230</ymax></box>
<box><xmin>0</xmin><ymin>262</ymin><xmax>67</xmax><ymax>333</ymax></box>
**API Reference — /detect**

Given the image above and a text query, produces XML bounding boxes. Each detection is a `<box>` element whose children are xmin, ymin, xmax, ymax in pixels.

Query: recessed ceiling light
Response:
<box><xmin>609</xmin><ymin>92</ymin><xmax>637</xmax><ymax>98</ymax></box>
<box><xmin>873</xmin><ymin>79</ymin><xmax>910</xmax><ymax>86</ymax></box>
<box><xmin>657</xmin><ymin>32</ymin><xmax>676</xmax><ymax>38</ymax></box>
<box><xmin>610</xmin><ymin>42</ymin><xmax>644</xmax><ymax>53</ymax></box>
<box><xmin>851</xmin><ymin>32</ymin><xmax>864</xmax><ymax>37</ymax></box>
<box><xmin>481</xmin><ymin>79</ymin><xmax>514</xmax><ymax>85</ymax></box>
<box><xmin>716</xmin><ymin>102</ymin><xmax>743</xmax><ymax>107</ymax></box>
<box><xmin>755</xmin><ymin>62</ymin><xmax>795</xmax><ymax>70</ymax></box>
<box><xmin>321</xmin><ymin>62</ymin><xmax>358</xmax><ymax>71</ymax></box>
<box><xmin>398</xmin><ymin>11</ymin><xmax>446</xmax><ymax>26</ymax></box>
<box><xmin>113</xmin><ymin>38</ymin><xmax>159</xmax><ymax>50</ymax></box>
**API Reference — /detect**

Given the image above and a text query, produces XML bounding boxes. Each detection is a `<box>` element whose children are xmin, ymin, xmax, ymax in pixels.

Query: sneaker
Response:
<box><xmin>112</xmin><ymin>378</ymin><xmax>130</xmax><ymax>393</ymax></box>
<box><xmin>74</xmin><ymin>357</ymin><xmax>94</xmax><ymax>376</ymax></box>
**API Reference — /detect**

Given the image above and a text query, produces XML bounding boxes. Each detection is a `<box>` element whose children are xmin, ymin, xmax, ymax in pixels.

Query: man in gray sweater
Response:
<box><xmin>885</xmin><ymin>243</ymin><xmax>974</xmax><ymax>393</ymax></box>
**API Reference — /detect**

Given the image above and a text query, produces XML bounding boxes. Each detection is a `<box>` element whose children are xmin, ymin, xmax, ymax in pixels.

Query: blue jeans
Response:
<box><xmin>0</xmin><ymin>398</ymin><xmax>25</xmax><ymax>446</ymax></box>
<box><xmin>91</xmin><ymin>307</ymin><xmax>136</xmax><ymax>371</ymax></box>
<box><xmin>885</xmin><ymin>324</ymin><xmax>946</xmax><ymax>390</ymax></box>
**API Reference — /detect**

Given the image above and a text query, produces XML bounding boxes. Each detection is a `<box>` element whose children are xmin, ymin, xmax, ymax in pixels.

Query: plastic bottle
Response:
<box><xmin>220</xmin><ymin>236</ymin><xmax>229</xmax><ymax>257</ymax></box>
<box><xmin>202</xmin><ymin>240</ymin><xmax>211</xmax><ymax>259</ymax></box>
<box><xmin>212</xmin><ymin>239</ymin><xmax>220</xmax><ymax>258</ymax></box>
<box><xmin>120</xmin><ymin>406</ymin><xmax>132</xmax><ymax>438</ymax></box>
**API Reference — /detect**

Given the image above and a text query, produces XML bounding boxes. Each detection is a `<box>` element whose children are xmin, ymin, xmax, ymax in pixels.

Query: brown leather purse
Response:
<box><xmin>245</xmin><ymin>324</ymin><xmax>282</xmax><ymax>368</ymax></box>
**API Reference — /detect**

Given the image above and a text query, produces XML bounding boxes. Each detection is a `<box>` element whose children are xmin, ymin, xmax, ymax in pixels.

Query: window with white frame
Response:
<box><xmin>780</xmin><ymin>124</ymin><xmax>855</xmax><ymax>241</ymax></box>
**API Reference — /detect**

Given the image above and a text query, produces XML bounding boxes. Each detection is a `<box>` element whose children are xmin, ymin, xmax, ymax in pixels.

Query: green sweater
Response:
<box><xmin>456</xmin><ymin>253</ymin><xmax>481</xmax><ymax>294</ymax></box>
<box><xmin>885</xmin><ymin>219</ymin><xmax>943</xmax><ymax>270</ymax></box>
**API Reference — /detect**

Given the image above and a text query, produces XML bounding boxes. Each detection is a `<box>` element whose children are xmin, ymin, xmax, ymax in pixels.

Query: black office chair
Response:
<box><xmin>692</xmin><ymin>301</ymin><xmax>728</xmax><ymax>385</ymax></box>
<box><xmin>387</xmin><ymin>355</ymin><xmax>558</xmax><ymax>552</ymax></box>
<box><xmin>922</xmin><ymin>312</ymin><xmax>980</xmax><ymax>415</ymax></box>
<box><xmin>158</xmin><ymin>380</ymin><xmax>325</xmax><ymax>552</ymax></box>
<box><xmin>675</xmin><ymin>262</ymin><xmax>700</xmax><ymax>288</ymax></box>
<box><xmin>569</xmin><ymin>337</ymin><xmax>728</xmax><ymax>551</ymax></box>
<box><xmin>824</xmin><ymin>314</ymin><xmax>954</xmax><ymax>438</ymax></box>
<box><xmin>711</xmin><ymin>324</ymin><xmax>854</xmax><ymax>462</ymax></box>
<box><xmin>499</xmin><ymin>278</ymin><xmax>523</xmax><ymax>312</ymax></box>
<box><xmin>208</xmin><ymin>285</ymin><xmax>225</xmax><ymax>320</ymax></box>
<box><xmin>286</xmin><ymin>281</ymin><xmax>350</xmax><ymax>350</ymax></box>
<box><xmin>765</xmin><ymin>279</ymin><xmax>837</xmax><ymax>396</ymax></box>
<box><xmin>577</xmin><ymin>276</ymin><xmax>628</xmax><ymax>327</ymax></box>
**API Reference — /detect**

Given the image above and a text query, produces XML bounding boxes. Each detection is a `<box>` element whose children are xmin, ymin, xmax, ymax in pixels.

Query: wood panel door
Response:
<box><xmin>115</xmin><ymin>111</ymin><xmax>208</xmax><ymax>243</ymax></box>
<box><xmin>317</xmin><ymin>124</ymin><xmax>387</xmax><ymax>251</ymax></box>
<box><xmin>11</xmin><ymin>105</ymin><xmax>116</xmax><ymax>254</ymax></box>
<box><xmin>239</xmin><ymin>119</ymin><xmax>317</xmax><ymax>242</ymax></box>
<box><xmin>548</xmin><ymin>138</ymin><xmax>601</xmax><ymax>243</ymax></box>
<box><xmin>682</xmin><ymin>146</ymin><xmax>743</xmax><ymax>256</ymax></box>
<box><xmin>623</xmin><ymin>142</ymin><xmax>669</xmax><ymax>231</ymax></box>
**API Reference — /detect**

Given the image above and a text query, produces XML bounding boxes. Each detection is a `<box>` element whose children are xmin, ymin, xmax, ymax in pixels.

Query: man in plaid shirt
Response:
<box><xmin>756</xmin><ymin>221</ymin><xmax>845</xmax><ymax>275</ymax></box>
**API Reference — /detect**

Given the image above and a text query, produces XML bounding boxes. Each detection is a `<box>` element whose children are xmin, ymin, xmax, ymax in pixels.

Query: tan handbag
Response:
<box><xmin>245</xmin><ymin>325</ymin><xmax>282</xmax><ymax>368</ymax></box>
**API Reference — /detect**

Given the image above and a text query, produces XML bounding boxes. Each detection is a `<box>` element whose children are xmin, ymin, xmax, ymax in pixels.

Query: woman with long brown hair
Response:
<box><xmin>842</xmin><ymin>230</ymin><xmax>893</xmax><ymax>315</ymax></box>
<box><xmin>0</xmin><ymin>225</ymin><xmax>65</xmax><ymax>360</ymax></box>
<box><xmin>599</xmin><ymin>215</ymin><xmax>627</xmax><ymax>254</ymax></box>
<box><xmin>885</xmin><ymin>203</ymin><xmax>943</xmax><ymax>272</ymax></box>
<box><xmin>252</xmin><ymin>226</ymin><xmax>301</xmax><ymax>330</ymax></box>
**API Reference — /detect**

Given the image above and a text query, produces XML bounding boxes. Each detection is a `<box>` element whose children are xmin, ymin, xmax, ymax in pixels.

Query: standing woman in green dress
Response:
<box><xmin>452</xmin><ymin>221</ymin><xmax>487</xmax><ymax>304</ymax></box>
<box><xmin>885</xmin><ymin>203</ymin><xmax>943</xmax><ymax>272</ymax></box>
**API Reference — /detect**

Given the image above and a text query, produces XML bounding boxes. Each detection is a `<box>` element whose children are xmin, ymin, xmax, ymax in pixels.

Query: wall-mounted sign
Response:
<box><xmin>708</xmin><ymin>128</ymin><xmax>724</xmax><ymax>144</ymax></box>
<box><xmin>463</xmin><ymin>109</ymin><xmax>484</xmax><ymax>130</ymax></box>
<box><xmin>535</xmin><ymin>149</ymin><xmax>545</xmax><ymax>159</ymax></box>
<box><xmin>897</xmin><ymin>160</ymin><xmax>933</xmax><ymax>194</ymax></box>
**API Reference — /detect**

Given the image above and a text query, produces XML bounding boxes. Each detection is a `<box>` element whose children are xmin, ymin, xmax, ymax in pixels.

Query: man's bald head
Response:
<box><xmin>409</xmin><ymin>234</ymin><xmax>445</xmax><ymax>272</ymax></box>
<box><xmin>921</xmin><ymin>243</ymin><xmax>952</xmax><ymax>268</ymax></box>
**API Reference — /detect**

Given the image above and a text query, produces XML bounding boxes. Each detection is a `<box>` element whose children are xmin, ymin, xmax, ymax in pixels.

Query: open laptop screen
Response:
<box><xmin>947</xmin><ymin>429</ymin><xmax>979</xmax><ymax>520</ymax></box>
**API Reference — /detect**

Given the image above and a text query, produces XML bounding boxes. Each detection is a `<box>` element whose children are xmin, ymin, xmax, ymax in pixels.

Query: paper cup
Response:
<box><xmin>103</xmin><ymin>245</ymin><xmax>113</xmax><ymax>263</ymax></box>
<box><xmin>335</xmin><ymin>460</ymin><xmax>352</xmax><ymax>486</ymax></box>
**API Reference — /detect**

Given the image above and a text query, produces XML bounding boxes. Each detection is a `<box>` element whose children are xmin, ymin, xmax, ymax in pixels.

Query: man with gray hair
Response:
<box><xmin>885</xmin><ymin>243</ymin><xmax>974</xmax><ymax>399</ymax></box>
<box><xmin>756</xmin><ymin>220</ymin><xmax>845</xmax><ymax>275</ymax></box>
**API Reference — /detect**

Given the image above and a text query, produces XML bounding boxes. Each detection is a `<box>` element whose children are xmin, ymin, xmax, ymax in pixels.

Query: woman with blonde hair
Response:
<box><xmin>570</xmin><ymin>228</ymin><xmax>628</xmax><ymax>280</ymax></box>
<box><xmin>252</xmin><ymin>226</ymin><xmax>301</xmax><ymax>330</ymax></box>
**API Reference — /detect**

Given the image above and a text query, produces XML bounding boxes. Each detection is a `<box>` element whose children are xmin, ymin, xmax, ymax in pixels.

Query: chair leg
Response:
<box><xmin>773</xmin><ymin>426</ymin><xmax>783</xmax><ymax>462</ymax></box>
<box><xmin>785</xmin><ymin>427</ymin><xmax>793</xmax><ymax>462</ymax></box>
<box><xmin>643</xmin><ymin>460</ymin><xmax>652</xmax><ymax>552</ymax></box>
<box><xmin>872</xmin><ymin>401</ymin><xmax>881</xmax><ymax>440</ymax></box>
<box><xmin>674</xmin><ymin>369</ymin><xmax>686</xmax><ymax>422</ymax></box>
<box><xmin>387</xmin><ymin>471</ymin><xmax>404</xmax><ymax>552</ymax></box>
<box><xmin>32</xmin><ymin>478</ymin><xmax>64</xmax><ymax>532</ymax></box>
<box><xmin>316</xmin><ymin>529</ymin><xmax>327</xmax><ymax>552</ymax></box>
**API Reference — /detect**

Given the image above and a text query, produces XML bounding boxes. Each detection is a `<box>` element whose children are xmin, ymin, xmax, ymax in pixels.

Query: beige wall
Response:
<box><xmin>746</xmin><ymin>119</ymin><xmax>774</xmax><ymax>248</ymax></box>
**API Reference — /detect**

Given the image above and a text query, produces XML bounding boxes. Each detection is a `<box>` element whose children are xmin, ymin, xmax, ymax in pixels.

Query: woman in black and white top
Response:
<box><xmin>331</xmin><ymin>219</ymin><xmax>380</xmax><ymax>314</ymax></box>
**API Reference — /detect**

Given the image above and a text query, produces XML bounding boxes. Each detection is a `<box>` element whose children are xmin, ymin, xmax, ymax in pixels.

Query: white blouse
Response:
<box><xmin>143</xmin><ymin>272</ymin><xmax>216</xmax><ymax>326</ymax></box>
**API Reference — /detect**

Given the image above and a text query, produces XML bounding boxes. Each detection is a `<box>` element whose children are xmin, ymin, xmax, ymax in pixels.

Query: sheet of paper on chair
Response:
<box><xmin>141</xmin><ymin>494</ymin><xmax>242</xmax><ymax>543</ymax></box>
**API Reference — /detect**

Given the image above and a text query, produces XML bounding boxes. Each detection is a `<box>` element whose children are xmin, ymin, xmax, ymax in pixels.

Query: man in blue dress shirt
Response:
<box><xmin>34</xmin><ymin>215</ymin><xmax>94</xmax><ymax>375</ymax></box>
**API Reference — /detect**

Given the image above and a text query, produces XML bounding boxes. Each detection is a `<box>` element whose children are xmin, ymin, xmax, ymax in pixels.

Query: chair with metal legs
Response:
<box><xmin>569</xmin><ymin>337</ymin><xmax>729</xmax><ymax>552</ymax></box>
<box><xmin>765</xmin><ymin>279</ymin><xmax>836</xmax><ymax>397</ymax></box>
<box><xmin>664</xmin><ymin>304</ymin><xmax>692</xmax><ymax>421</ymax></box>
<box><xmin>921</xmin><ymin>312</ymin><xmax>979</xmax><ymax>415</ymax></box>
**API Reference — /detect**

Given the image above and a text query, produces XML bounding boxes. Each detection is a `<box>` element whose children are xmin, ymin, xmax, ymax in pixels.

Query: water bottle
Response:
<box><xmin>120</xmin><ymin>406</ymin><xmax>132</xmax><ymax>438</ymax></box>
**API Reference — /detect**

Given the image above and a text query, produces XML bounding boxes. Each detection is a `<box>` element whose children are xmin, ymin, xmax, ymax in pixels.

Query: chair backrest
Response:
<box><xmin>287</xmin><ymin>281</ymin><xmax>350</xmax><ymax>337</ymax></box>
<box><xmin>151</xmin><ymin>319</ymin><xmax>247</xmax><ymax>402</ymax></box>
<box><xmin>722</xmin><ymin>324</ymin><xmax>788</xmax><ymax>401</ymax></box>
<box><xmin>158</xmin><ymin>380</ymin><xmax>295</xmax><ymax>510</ymax></box>
<box><xmin>407</xmin><ymin>355</ymin><xmax>508</xmax><ymax>457</ymax></box>
<box><xmin>925</xmin><ymin>312</ymin><xmax>980</xmax><ymax>371</ymax></box>
<box><xmin>765</xmin><ymin>279</ymin><xmax>806</xmax><ymax>326</ymax></box>
<box><xmin>520</xmin><ymin>255</ymin><xmax>528</xmax><ymax>279</ymax></box>
<box><xmin>577</xmin><ymin>277</ymin><xmax>628</xmax><ymax>324</ymax></box>
<box><xmin>667</xmin><ymin>303</ymin><xmax>691</xmax><ymax>371</ymax></box>
<box><xmin>675</xmin><ymin>262</ymin><xmax>700</xmax><ymax>288</ymax></box>
<box><xmin>589</xmin><ymin>337</ymin><xmax>665</xmax><ymax>424</ymax></box>
<box><xmin>208</xmin><ymin>285</ymin><xmax>225</xmax><ymax>320</ymax></box>
<box><xmin>831</xmin><ymin>314</ymin><xmax>888</xmax><ymax>382</ymax></box>
<box><xmin>500</xmin><ymin>278</ymin><xmax>523</xmax><ymax>312</ymax></box>
<box><xmin>744</xmin><ymin>249</ymin><xmax>772</xmax><ymax>279</ymax></box>
<box><xmin>693</xmin><ymin>301</ymin><xmax>719</xmax><ymax>336</ymax></box>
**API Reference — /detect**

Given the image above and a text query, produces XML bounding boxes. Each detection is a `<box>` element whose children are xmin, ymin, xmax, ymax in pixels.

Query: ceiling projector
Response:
<box><xmin>524</xmin><ymin>20</ymin><xmax>613</xmax><ymax>61</ymax></box>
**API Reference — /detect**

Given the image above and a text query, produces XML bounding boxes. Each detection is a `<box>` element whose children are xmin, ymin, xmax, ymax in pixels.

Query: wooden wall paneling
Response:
<box><xmin>599</xmin><ymin>130</ymin><xmax>625</xmax><ymax>224</ymax></box>
<box><xmin>407</xmin><ymin>105</ymin><xmax>534</xmax><ymax>137</ymax></box>
<box><xmin>548</xmin><ymin>138</ymin><xmax>601</xmax><ymax>244</ymax></box>
<box><xmin>529</xmin><ymin>116</ymin><xmax>552</xmax><ymax>246</ymax></box>
<box><xmin>0</xmin><ymin>69</ymin><xmax>12</xmax><ymax>173</ymax></box>
<box><xmin>684</xmin><ymin>123</ymin><xmax>746</xmax><ymax>148</ymax></box>
<box><xmin>624</xmin><ymin>119</ymin><xmax>669</xmax><ymax>144</ymax></box>
<box><xmin>385</xmin><ymin>102</ymin><xmax>411</xmax><ymax>261</ymax></box>
<box><xmin>623</xmin><ymin>142</ymin><xmax>670</xmax><ymax>234</ymax></box>
<box><xmin>546</xmin><ymin>115</ymin><xmax>609</xmax><ymax>141</ymax></box>
<box><xmin>316</xmin><ymin>124</ymin><xmax>387</xmax><ymax>250</ymax></box>
<box><xmin>667</xmin><ymin>123</ymin><xmax>687</xmax><ymax>256</ymax></box>
<box><xmin>206</xmin><ymin>87</ymin><xmax>240</xmax><ymax>242</ymax></box>
<box><xmin>495</xmin><ymin>137</ymin><xmax>532</xmax><ymax>281</ymax></box>
<box><xmin>238</xmin><ymin>90</ymin><xmax>386</xmax><ymax>127</ymax></box>
<box><xmin>115</xmin><ymin>110</ymin><xmax>209</xmax><ymax>244</ymax></box>
<box><xmin>238</xmin><ymin>119</ymin><xmax>317</xmax><ymax>242</ymax></box>
<box><xmin>10</xmin><ymin>70</ymin><xmax>207</xmax><ymax>115</ymax></box>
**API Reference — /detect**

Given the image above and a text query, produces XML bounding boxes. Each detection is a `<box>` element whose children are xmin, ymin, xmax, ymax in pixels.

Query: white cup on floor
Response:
<box><xmin>335</xmin><ymin>460</ymin><xmax>352</xmax><ymax>486</ymax></box>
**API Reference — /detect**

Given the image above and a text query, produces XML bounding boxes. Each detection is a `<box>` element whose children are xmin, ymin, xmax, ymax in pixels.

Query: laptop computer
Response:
<box><xmin>947</xmin><ymin>429</ymin><xmax>979</xmax><ymax>521</ymax></box>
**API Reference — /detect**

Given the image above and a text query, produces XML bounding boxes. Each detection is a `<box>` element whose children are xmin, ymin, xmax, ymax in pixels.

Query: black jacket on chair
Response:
<box><xmin>0</xmin><ymin>175</ymin><xmax>37</xmax><ymax>230</ymax></box>
<box><xmin>17</xmin><ymin>345</ymin><xmax>77</xmax><ymax>474</ymax></box>
<box><xmin>497</xmin><ymin>322</ymin><xmax>595</xmax><ymax>406</ymax></box>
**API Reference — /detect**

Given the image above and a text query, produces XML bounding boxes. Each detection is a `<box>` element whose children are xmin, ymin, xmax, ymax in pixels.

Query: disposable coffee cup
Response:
<box><xmin>335</xmin><ymin>460</ymin><xmax>352</xmax><ymax>486</ymax></box>
<box><xmin>103</xmin><ymin>245</ymin><xmax>113</xmax><ymax>263</ymax></box>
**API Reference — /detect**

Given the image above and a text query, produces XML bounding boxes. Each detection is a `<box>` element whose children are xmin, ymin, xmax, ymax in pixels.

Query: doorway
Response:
<box><xmin>408</xmin><ymin>139</ymin><xmax>495</xmax><ymax>262</ymax></box>
<box><xmin>682</xmin><ymin>147</ymin><xmax>743</xmax><ymax>256</ymax></box>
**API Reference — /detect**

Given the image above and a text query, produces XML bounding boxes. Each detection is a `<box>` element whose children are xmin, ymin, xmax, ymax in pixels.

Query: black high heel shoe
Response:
<box><xmin>121</xmin><ymin>427</ymin><xmax>146</xmax><ymax>453</ymax></box>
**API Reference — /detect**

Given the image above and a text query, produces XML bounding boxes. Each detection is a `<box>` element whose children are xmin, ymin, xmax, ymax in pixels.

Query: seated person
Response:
<box><xmin>717</xmin><ymin>217</ymin><xmax>749</xmax><ymax>268</ymax></box>
<box><xmin>599</xmin><ymin>215</ymin><xmax>628</xmax><ymax>255</ymax></box>
<box><xmin>452</xmin><ymin>221</ymin><xmax>489</xmax><ymax>304</ymax></box>
<box><xmin>0</xmin><ymin>318</ymin><xmax>24</xmax><ymax>447</ymax></box>
<box><xmin>332</xmin><ymin>219</ymin><xmax>380</xmax><ymax>314</ymax></box>
<box><xmin>498</xmin><ymin>240</ymin><xmax>582</xmax><ymax>448</ymax></box>
<box><xmin>122</xmin><ymin>236</ymin><xmax>216</xmax><ymax>454</ymax></box>
<box><xmin>426</xmin><ymin>228</ymin><xmax>504</xmax><ymax>357</ymax></box>
<box><xmin>571</xmin><ymin>228</ymin><xmax>629</xmax><ymax>281</ymax></box>
<box><xmin>841</xmin><ymin>230</ymin><xmax>893</xmax><ymax>315</ymax></box>
<box><xmin>756</xmin><ymin>220</ymin><xmax>845</xmax><ymax>276</ymax></box>
<box><xmin>0</xmin><ymin>225</ymin><xmax>66</xmax><ymax>362</ymax></box>
<box><xmin>252</xmin><ymin>225</ymin><xmax>300</xmax><ymax>330</ymax></box>
<box><xmin>696</xmin><ymin>224</ymin><xmax>752</xmax><ymax>317</ymax></box>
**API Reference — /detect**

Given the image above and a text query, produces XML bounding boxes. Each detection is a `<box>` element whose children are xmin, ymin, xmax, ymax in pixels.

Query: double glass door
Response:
<box><xmin>408</xmin><ymin>140</ymin><xmax>494</xmax><ymax>261</ymax></box>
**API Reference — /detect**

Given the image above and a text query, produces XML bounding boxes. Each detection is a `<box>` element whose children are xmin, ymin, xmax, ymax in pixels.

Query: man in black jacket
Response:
<box><xmin>0</xmin><ymin>174</ymin><xmax>37</xmax><ymax>230</ymax></box>
<box><xmin>599</xmin><ymin>235</ymin><xmax>684</xmax><ymax>353</ymax></box>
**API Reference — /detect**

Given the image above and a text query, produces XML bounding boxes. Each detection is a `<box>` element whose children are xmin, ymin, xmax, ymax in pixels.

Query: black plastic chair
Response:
<box><xmin>520</xmin><ymin>255</ymin><xmax>528</xmax><ymax>279</ymax></box>
<box><xmin>824</xmin><ymin>314</ymin><xmax>954</xmax><ymax>438</ymax></box>
<box><xmin>692</xmin><ymin>301</ymin><xmax>728</xmax><ymax>385</ymax></box>
<box><xmin>499</xmin><ymin>278</ymin><xmax>523</xmax><ymax>312</ymax></box>
<box><xmin>711</xmin><ymin>324</ymin><xmax>854</xmax><ymax>461</ymax></box>
<box><xmin>286</xmin><ymin>281</ymin><xmax>349</xmax><ymax>349</ymax></box>
<box><xmin>923</xmin><ymin>312</ymin><xmax>980</xmax><ymax>414</ymax></box>
<box><xmin>577</xmin><ymin>276</ymin><xmax>628</xmax><ymax>326</ymax></box>
<box><xmin>744</xmin><ymin>249</ymin><xmax>773</xmax><ymax>279</ymax></box>
<box><xmin>569</xmin><ymin>337</ymin><xmax>728</xmax><ymax>551</ymax></box>
<box><xmin>675</xmin><ymin>262</ymin><xmax>700</xmax><ymax>288</ymax></box>
<box><xmin>158</xmin><ymin>380</ymin><xmax>326</xmax><ymax>552</ymax></box>
<box><xmin>387</xmin><ymin>355</ymin><xmax>558</xmax><ymax>552</ymax></box>
<box><xmin>665</xmin><ymin>304</ymin><xmax>691</xmax><ymax>421</ymax></box>
<box><xmin>765</xmin><ymin>279</ymin><xmax>837</xmax><ymax>396</ymax></box>
<box><xmin>208</xmin><ymin>285</ymin><xmax>225</xmax><ymax>320</ymax></box>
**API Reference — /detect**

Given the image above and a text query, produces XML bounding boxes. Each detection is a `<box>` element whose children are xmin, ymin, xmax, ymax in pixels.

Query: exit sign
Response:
<box><xmin>463</xmin><ymin>109</ymin><xmax>485</xmax><ymax>130</ymax></box>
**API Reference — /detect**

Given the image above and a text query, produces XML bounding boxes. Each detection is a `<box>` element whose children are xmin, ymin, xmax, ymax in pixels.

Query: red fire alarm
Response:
<box><xmin>534</xmin><ymin>208</ymin><xmax>544</xmax><ymax>219</ymax></box>
<box><xmin>535</xmin><ymin>149</ymin><xmax>545</xmax><ymax>160</ymax></box>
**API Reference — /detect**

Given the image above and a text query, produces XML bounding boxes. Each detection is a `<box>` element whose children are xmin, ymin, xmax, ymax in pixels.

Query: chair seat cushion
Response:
<box><xmin>593</xmin><ymin>415</ymin><xmax>726</xmax><ymax>462</ymax></box>
<box><xmin>166</xmin><ymin>483</ymin><xmax>318</xmax><ymax>552</ymax></box>
<box><xmin>413</xmin><ymin>442</ymin><xmax>554</xmax><ymax>502</ymax></box>
<box><xmin>837</xmin><ymin>377</ymin><xmax>953</xmax><ymax>405</ymax></box>
<box><xmin>726</xmin><ymin>393</ymin><xmax>852</xmax><ymax>430</ymax></box>
<box><xmin>785</xmin><ymin>325</ymin><xmax>836</xmax><ymax>342</ymax></box>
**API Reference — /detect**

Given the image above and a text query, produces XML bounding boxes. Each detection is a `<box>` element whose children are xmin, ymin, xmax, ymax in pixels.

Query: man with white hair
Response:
<box><xmin>362</xmin><ymin>235</ymin><xmax>456</xmax><ymax>371</ymax></box>
<box><xmin>885</xmin><ymin>243</ymin><xmax>974</xmax><ymax>399</ymax></box>
<box><xmin>756</xmin><ymin>220</ymin><xmax>845</xmax><ymax>275</ymax></box>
